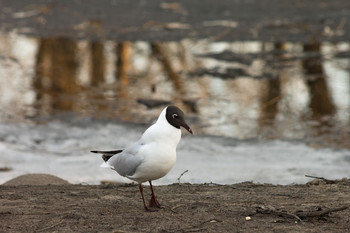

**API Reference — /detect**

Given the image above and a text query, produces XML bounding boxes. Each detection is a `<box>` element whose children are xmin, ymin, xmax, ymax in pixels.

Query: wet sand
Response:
<box><xmin>1</xmin><ymin>174</ymin><xmax>349</xmax><ymax>232</ymax></box>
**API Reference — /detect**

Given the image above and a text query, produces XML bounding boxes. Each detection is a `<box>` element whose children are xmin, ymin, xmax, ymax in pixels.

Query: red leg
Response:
<box><xmin>139</xmin><ymin>184</ymin><xmax>156</xmax><ymax>212</ymax></box>
<box><xmin>149</xmin><ymin>181</ymin><xmax>161</xmax><ymax>208</ymax></box>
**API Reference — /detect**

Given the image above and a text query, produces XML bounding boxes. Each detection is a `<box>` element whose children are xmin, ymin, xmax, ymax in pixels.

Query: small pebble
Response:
<box><xmin>245</xmin><ymin>216</ymin><xmax>251</xmax><ymax>221</ymax></box>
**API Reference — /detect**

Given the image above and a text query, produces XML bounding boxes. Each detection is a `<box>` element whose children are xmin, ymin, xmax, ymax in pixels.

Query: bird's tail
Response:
<box><xmin>90</xmin><ymin>149</ymin><xmax>123</xmax><ymax>168</ymax></box>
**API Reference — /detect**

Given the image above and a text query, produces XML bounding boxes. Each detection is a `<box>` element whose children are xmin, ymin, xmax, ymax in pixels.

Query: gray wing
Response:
<box><xmin>107</xmin><ymin>142</ymin><xmax>143</xmax><ymax>177</ymax></box>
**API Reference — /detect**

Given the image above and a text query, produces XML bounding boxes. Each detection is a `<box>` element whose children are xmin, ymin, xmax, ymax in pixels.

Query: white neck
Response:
<box><xmin>141</xmin><ymin>107</ymin><xmax>182</xmax><ymax>147</ymax></box>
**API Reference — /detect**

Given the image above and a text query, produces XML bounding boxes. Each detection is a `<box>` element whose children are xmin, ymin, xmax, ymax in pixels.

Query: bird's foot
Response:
<box><xmin>149</xmin><ymin>196</ymin><xmax>162</xmax><ymax>209</ymax></box>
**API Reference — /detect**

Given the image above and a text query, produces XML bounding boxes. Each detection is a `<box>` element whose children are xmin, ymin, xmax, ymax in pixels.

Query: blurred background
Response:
<box><xmin>0</xmin><ymin>0</ymin><xmax>349</xmax><ymax>185</ymax></box>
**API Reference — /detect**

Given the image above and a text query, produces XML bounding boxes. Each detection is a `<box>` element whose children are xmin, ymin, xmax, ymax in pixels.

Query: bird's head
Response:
<box><xmin>165</xmin><ymin>106</ymin><xmax>193</xmax><ymax>134</ymax></box>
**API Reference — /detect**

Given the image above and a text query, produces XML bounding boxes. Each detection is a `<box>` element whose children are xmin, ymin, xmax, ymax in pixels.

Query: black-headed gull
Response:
<box><xmin>91</xmin><ymin>106</ymin><xmax>192</xmax><ymax>211</ymax></box>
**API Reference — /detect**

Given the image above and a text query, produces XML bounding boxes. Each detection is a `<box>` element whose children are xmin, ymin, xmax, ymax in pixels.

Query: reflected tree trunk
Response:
<box><xmin>34</xmin><ymin>39</ymin><xmax>52</xmax><ymax>101</ymax></box>
<box><xmin>116</xmin><ymin>42</ymin><xmax>131</xmax><ymax>87</ymax></box>
<box><xmin>90</xmin><ymin>41</ymin><xmax>105</xmax><ymax>86</ymax></box>
<box><xmin>259</xmin><ymin>42</ymin><xmax>283</xmax><ymax>126</ymax></box>
<box><xmin>302</xmin><ymin>42</ymin><xmax>335</xmax><ymax>119</ymax></box>
<box><xmin>151</xmin><ymin>43</ymin><xmax>184</xmax><ymax>93</ymax></box>
<box><xmin>34</xmin><ymin>38</ymin><xmax>78</xmax><ymax>113</ymax></box>
<box><xmin>114</xmin><ymin>42</ymin><xmax>131</xmax><ymax>117</ymax></box>
<box><xmin>178</xmin><ymin>41</ymin><xmax>188</xmax><ymax>70</ymax></box>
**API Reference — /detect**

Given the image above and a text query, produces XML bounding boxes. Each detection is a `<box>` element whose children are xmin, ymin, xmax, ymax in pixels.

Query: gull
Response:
<box><xmin>91</xmin><ymin>106</ymin><xmax>192</xmax><ymax>211</ymax></box>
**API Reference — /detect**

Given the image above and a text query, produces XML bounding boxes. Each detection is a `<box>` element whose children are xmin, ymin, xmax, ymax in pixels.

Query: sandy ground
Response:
<box><xmin>1</xmin><ymin>174</ymin><xmax>349</xmax><ymax>232</ymax></box>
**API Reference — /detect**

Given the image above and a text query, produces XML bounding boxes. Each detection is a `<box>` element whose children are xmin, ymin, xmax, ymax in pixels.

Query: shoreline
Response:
<box><xmin>1</xmin><ymin>174</ymin><xmax>349</xmax><ymax>232</ymax></box>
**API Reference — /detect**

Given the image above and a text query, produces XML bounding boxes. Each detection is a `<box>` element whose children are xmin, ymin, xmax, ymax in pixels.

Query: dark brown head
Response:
<box><xmin>165</xmin><ymin>106</ymin><xmax>193</xmax><ymax>134</ymax></box>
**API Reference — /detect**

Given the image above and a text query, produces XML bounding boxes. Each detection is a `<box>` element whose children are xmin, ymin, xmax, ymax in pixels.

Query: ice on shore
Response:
<box><xmin>1</xmin><ymin>119</ymin><xmax>349</xmax><ymax>185</ymax></box>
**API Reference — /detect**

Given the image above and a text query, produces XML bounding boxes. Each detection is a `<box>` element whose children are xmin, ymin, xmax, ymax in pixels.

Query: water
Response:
<box><xmin>1</xmin><ymin>119</ymin><xmax>350</xmax><ymax>185</ymax></box>
<box><xmin>0</xmin><ymin>31</ymin><xmax>350</xmax><ymax>184</ymax></box>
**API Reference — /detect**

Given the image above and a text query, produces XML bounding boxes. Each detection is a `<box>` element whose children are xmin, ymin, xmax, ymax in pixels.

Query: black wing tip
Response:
<box><xmin>90</xmin><ymin>150</ymin><xmax>113</xmax><ymax>161</ymax></box>
<box><xmin>90</xmin><ymin>150</ymin><xmax>123</xmax><ymax>155</ymax></box>
<box><xmin>102</xmin><ymin>155</ymin><xmax>113</xmax><ymax>162</ymax></box>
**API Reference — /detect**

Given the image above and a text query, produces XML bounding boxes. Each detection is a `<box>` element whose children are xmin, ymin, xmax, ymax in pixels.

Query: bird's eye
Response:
<box><xmin>172</xmin><ymin>114</ymin><xmax>178</xmax><ymax>118</ymax></box>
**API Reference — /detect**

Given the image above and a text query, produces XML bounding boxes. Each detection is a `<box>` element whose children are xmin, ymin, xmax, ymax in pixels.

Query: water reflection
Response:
<box><xmin>302</xmin><ymin>42</ymin><xmax>336</xmax><ymax>120</ymax></box>
<box><xmin>34</xmin><ymin>38</ymin><xmax>79</xmax><ymax>112</ymax></box>
<box><xmin>0</xmin><ymin>33</ymin><xmax>349</xmax><ymax>147</ymax></box>
<box><xmin>90</xmin><ymin>41</ymin><xmax>105</xmax><ymax>86</ymax></box>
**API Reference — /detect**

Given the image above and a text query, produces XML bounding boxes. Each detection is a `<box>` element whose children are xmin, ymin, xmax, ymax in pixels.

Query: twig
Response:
<box><xmin>257</xmin><ymin>205</ymin><xmax>349</xmax><ymax>222</ymax></box>
<box><xmin>305</xmin><ymin>175</ymin><xmax>327</xmax><ymax>180</ymax></box>
<box><xmin>305</xmin><ymin>175</ymin><xmax>336</xmax><ymax>184</ymax></box>
<box><xmin>182</xmin><ymin>227</ymin><xmax>207</xmax><ymax>232</ymax></box>
<box><xmin>256</xmin><ymin>205</ymin><xmax>303</xmax><ymax>222</ymax></box>
<box><xmin>170</xmin><ymin>218</ymin><xmax>221</xmax><ymax>233</ymax></box>
<box><xmin>171</xmin><ymin>204</ymin><xmax>185</xmax><ymax>213</ymax></box>
<box><xmin>177</xmin><ymin>170</ymin><xmax>188</xmax><ymax>184</ymax></box>
<box><xmin>296</xmin><ymin>206</ymin><xmax>349</xmax><ymax>219</ymax></box>
<box><xmin>37</xmin><ymin>220</ymin><xmax>64</xmax><ymax>232</ymax></box>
